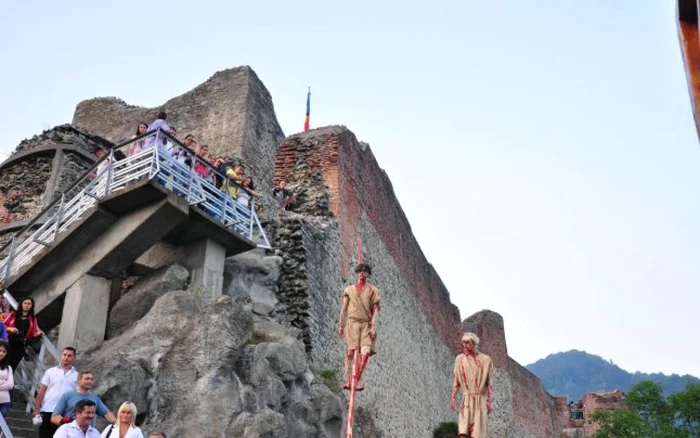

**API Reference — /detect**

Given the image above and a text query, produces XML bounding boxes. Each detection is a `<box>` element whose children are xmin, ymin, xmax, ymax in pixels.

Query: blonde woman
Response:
<box><xmin>101</xmin><ymin>401</ymin><xmax>144</xmax><ymax>438</ymax></box>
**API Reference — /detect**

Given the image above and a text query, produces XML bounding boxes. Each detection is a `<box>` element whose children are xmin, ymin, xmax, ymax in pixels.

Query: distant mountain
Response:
<box><xmin>526</xmin><ymin>350</ymin><xmax>700</xmax><ymax>401</ymax></box>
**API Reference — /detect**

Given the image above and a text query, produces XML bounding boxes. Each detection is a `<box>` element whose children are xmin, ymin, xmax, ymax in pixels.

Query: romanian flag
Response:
<box><xmin>303</xmin><ymin>87</ymin><xmax>311</xmax><ymax>132</ymax></box>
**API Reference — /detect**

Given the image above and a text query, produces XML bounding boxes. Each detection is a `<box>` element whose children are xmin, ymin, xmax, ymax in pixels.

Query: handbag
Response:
<box><xmin>105</xmin><ymin>424</ymin><xmax>115</xmax><ymax>438</ymax></box>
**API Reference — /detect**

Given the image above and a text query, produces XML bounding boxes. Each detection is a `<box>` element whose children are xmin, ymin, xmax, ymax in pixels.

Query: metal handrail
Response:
<box><xmin>0</xmin><ymin>408</ymin><xmax>14</xmax><ymax>438</ymax></box>
<box><xmin>0</xmin><ymin>129</ymin><xmax>270</xmax><ymax>288</ymax></box>
<box><xmin>0</xmin><ymin>130</ymin><xmax>153</xmax><ymax>256</ymax></box>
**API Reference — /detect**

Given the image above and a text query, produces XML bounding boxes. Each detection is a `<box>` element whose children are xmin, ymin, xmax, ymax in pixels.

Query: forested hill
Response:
<box><xmin>526</xmin><ymin>350</ymin><xmax>699</xmax><ymax>401</ymax></box>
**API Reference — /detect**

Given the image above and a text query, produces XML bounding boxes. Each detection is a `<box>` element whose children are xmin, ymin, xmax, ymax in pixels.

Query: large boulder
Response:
<box><xmin>80</xmin><ymin>263</ymin><xmax>344</xmax><ymax>437</ymax></box>
<box><xmin>224</xmin><ymin>251</ymin><xmax>283</xmax><ymax>316</ymax></box>
<box><xmin>107</xmin><ymin>264</ymin><xmax>189</xmax><ymax>338</ymax></box>
<box><xmin>151</xmin><ymin>295</ymin><xmax>253</xmax><ymax>436</ymax></box>
<box><xmin>79</xmin><ymin>290</ymin><xmax>199</xmax><ymax>417</ymax></box>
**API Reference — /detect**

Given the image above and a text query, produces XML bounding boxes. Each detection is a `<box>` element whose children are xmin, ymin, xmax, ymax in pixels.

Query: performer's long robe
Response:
<box><xmin>453</xmin><ymin>352</ymin><xmax>493</xmax><ymax>438</ymax></box>
<box><xmin>342</xmin><ymin>284</ymin><xmax>381</xmax><ymax>353</ymax></box>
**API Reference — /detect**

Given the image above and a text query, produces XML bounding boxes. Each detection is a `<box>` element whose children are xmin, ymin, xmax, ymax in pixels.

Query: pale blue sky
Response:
<box><xmin>2</xmin><ymin>1</ymin><xmax>699</xmax><ymax>377</ymax></box>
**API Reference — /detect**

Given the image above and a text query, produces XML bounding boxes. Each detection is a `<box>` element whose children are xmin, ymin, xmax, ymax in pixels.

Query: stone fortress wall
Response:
<box><xmin>272</xmin><ymin>126</ymin><xmax>463</xmax><ymax>436</ymax></box>
<box><xmin>0</xmin><ymin>125</ymin><xmax>112</xmax><ymax>249</ymax></box>
<box><xmin>72</xmin><ymin>66</ymin><xmax>285</xmax><ymax>197</ymax></box>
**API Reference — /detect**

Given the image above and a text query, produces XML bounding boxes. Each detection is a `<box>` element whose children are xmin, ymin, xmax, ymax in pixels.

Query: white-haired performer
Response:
<box><xmin>450</xmin><ymin>332</ymin><xmax>494</xmax><ymax>438</ymax></box>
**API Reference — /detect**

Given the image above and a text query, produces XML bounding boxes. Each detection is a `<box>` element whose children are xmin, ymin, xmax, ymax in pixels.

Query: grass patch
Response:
<box><xmin>433</xmin><ymin>421</ymin><xmax>458</xmax><ymax>438</ymax></box>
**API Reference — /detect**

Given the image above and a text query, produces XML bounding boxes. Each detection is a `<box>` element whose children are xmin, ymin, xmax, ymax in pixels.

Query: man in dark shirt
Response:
<box><xmin>272</xmin><ymin>181</ymin><xmax>295</xmax><ymax>210</ymax></box>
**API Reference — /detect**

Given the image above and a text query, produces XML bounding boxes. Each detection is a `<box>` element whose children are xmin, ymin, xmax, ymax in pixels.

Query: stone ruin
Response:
<box><xmin>0</xmin><ymin>65</ymin><xmax>607</xmax><ymax>437</ymax></box>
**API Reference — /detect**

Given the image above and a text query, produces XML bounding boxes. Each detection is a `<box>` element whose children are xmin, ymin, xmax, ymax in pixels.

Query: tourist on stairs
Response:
<box><xmin>3</xmin><ymin>296</ymin><xmax>44</xmax><ymax>372</ymax></box>
<box><xmin>100</xmin><ymin>401</ymin><xmax>144</xmax><ymax>438</ymax></box>
<box><xmin>52</xmin><ymin>370</ymin><xmax>116</xmax><ymax>427</ymax></box>
<box><xmin>32</xmin><ymin>347</ymin><xmax>78</xmax><ymax>438</ymax></box>
<box><xmin>0</xmin><ymin>340</ymin><xmax>14</xmax><ymax>418</ymax></box>
<box><xmin>53</xmin><ymin>399</ymin><xmax>101</xmax><ymax>438</ymax></box>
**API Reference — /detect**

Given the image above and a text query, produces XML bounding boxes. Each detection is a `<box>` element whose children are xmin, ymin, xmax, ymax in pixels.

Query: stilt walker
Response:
<box><xmin>338</xmin><ymin>238</ymin><xmax>381</xmax><ymax>438</ymax></box>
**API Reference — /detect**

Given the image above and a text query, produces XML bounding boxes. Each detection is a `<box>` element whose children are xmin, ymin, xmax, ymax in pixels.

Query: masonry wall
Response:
<box><xmin>274</xmin><ymin>126</ymin><xmax>463</xmax><ymax>353</ymax></box>
<box><xmin>72</xmin><ymin>66</ymin><xmax>285</xmax><ymax>196</ymax></box>
<box><xmin>0</xmin><ymin>125</ymin><xmax>110</xmax><ymax>253</ymax></box>
<box><xmin>581</xmin><ymin>390</ymin><xmax>626</xmax><ymax>437</ymax></box>
<box><xmin>273</xmin><ymin>126</ymin><xmax>462</xmax><ymax>435</ymax></box>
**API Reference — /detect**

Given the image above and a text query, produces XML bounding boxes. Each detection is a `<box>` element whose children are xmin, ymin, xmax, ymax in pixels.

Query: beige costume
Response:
<box><xmin>342</xmin><ymin>284</ymin><xmax>381</xmax><ymax>352</ymax></box>
<box><xmin>453</xmin><ymin>352</ymin><xmax>493</xmax><ymax>438</ymax></box>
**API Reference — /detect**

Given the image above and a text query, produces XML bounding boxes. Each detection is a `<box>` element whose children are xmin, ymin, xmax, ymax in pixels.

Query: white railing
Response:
<box><xmin>0</xmin><ymin>411</ymin><xmax>14</xmax><ymax>438</ymax></box>
<box><xmin>0</xmin><ymin>128</ymin><xmax>270</xmax><ymax>285</ymax></box>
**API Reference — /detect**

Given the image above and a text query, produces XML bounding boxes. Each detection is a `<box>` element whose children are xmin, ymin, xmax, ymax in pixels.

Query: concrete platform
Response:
<box><xmin>5</xmin><ymin>178</ymin><xmax>256</xmax><ymax>331</ymax></box>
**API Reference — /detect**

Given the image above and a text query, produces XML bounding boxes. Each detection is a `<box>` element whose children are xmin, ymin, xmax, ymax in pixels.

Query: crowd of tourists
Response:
<box><xmin>0</xmin><ymin>288</ymin><xmax>170</xmax><ymax>437</ymax></box>
<box><xmin>103</xmin><ymin>112</ymin><xmax>297</xmax><ymax>226</ymax></box>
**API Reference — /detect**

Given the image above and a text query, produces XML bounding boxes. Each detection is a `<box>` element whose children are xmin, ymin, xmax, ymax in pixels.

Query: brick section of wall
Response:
<box><xmin>463</xmin><ymin>310</ymin><xmax>509</xmax><ymax>368</ymax></box>
<box><xmin>581</xmin><ymin>390</ymin><xmax>626</xmax><ymax>437</ymax></box>
<box><xmin>274</xmin><ymin>126</ymin><xmax>462</xmax><ymax>354</ymax></box>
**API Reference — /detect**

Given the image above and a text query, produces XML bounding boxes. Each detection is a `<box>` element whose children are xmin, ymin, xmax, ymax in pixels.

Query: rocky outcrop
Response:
<box><xmin>223</xmin><ymin>250</ymin><xmax>282</xmax><ymax>317</ymax></box>
<box><xmin>106</xmin><ymin>264</ymin><xmax>190</xmax><ymax>338</ymax></box>
<box><xmin>81</xmin><ymin>286</ymin><xmax>343</xmax><ymax>437</ymax></box>
<box><xmin>71</xmin><ymin>66</ymin><xmax>285</xmax><ymax>194</ymax></box>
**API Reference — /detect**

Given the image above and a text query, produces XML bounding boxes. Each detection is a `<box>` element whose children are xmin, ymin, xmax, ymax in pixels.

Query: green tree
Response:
<box><xmin>627</xmin><ymin>380</ymin><xmax>675</xmax><ymax>436</ymax></box>
<box><xmin>670</xmin><ymin>382</ymin><xmax>700</xmax><ymax>437</ymax></box>
<box><xmin>590</xmin><ymin>408</ymin><xmax>645</xmax><ymax>438</ymax></box>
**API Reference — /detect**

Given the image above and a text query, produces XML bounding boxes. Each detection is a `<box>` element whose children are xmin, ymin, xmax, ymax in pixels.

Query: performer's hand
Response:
<box><xmin>338</xmin><ymin>326</ymin><xmax>344</xmax><ymax>338</ymax></box>
<box><xmin>487</xmin><ymin>400</ymin><xmax>492</xmax><ymax>415</ymax></box>
<box><xmin>450</xmin><ymin>397</ymin><xmax>456</xmax><ymax>411</ymax></box>
<box><xmin>369</xmin><ymin>325</ymin><xmax>377</xmax><ymax>340</ymax></box>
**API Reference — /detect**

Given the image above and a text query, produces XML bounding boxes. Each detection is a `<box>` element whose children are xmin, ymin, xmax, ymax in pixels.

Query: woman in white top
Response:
<box><xmin>128</xmin><ymin>123</ymin><xmax>149</xmax><ymax>157</ymax></box>
<box><xmin>101</xmin><ymin>401</ymin><xmax>144</xmax><ymax>438</ymax></box>
<box><xmin>0</xmin><ymin>340</ymin><xmax>13</xmax><ymax>418</ymax></box>
<box><xmin>235</xmin><ymin>177</ymin><xmax>260</xmax><ymax>209</ymax></box>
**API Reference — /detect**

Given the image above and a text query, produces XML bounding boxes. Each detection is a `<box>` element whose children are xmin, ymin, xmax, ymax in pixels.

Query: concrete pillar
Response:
<box><xmin>57</xmin><ymin>274</ymin><xmax>110</xmax><ymax>352</ymax></box>
<box><xmin>182</xmin><ymin>238</ymin><xmax>226</xmax><ymax>301</ymax></box>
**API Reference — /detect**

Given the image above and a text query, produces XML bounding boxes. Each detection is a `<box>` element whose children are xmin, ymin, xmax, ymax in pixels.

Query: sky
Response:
<box><xmin>2</xmin><ymin>1</ymin><xmax>699</xmax><ymax>377</ymax></box>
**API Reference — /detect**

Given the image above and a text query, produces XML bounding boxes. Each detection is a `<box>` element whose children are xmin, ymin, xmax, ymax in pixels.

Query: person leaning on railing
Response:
<box><xmin>236</xmin><ymin>177</ymin><xmax>260</xmax><ymax>212</ymax></box>
<box><xmin>224</xmin><ymin>163</ymin><xmax>245</xmax><ymax>199</ymax></box>
<box><xmin>127</xmin><ymin>123</ymin><xmax>148</xmax><ymax>157</ymax></box>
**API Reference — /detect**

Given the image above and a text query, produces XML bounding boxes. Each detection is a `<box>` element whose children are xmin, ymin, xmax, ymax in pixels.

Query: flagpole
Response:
<box><xmin>304</xmin><ymin>87</ymin><xmax>311</xmax><ymax>132</ymax></box>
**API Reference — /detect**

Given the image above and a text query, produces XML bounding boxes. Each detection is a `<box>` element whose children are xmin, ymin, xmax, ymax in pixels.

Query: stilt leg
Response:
<box><xmin>345</xmin><ymin>348</ymin><xmax>360</xmax><ymax>438</ymax></box>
